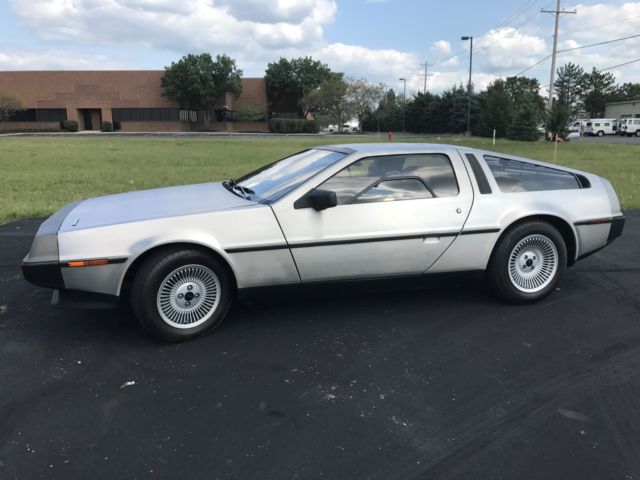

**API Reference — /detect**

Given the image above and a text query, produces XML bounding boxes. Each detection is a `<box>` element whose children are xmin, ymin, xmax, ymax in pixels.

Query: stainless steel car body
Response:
<box><xmin>22</xmin><ymin>143</ymin><xmax>624</xmax><ymax>305</ymax></box>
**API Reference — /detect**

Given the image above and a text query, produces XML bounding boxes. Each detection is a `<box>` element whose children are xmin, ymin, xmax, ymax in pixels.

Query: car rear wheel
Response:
<box><xmin>487</xmin><ymin>221</ymin><xmax>567</xmax><ymax>304</ymax></box>
<box><xmin>131</xmin><ymin>248</ymin><xmax>234</xmax><ymax>341</ymax></box>
<box><xmin>597</xmin><ymin>130</ymin><xmax>604</xmax><ymax>137</ymax></box>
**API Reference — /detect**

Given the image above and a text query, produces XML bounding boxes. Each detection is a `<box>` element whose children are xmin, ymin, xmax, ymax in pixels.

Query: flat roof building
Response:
<box><xmin>0</xmin><ymin>70</ymin><xmax>269</xmax><ymax>132</ymax></box>
<box><xmin>604</xmin><ymin>99</ymin><xmax>640</xmax><ymax>119</ymax></box>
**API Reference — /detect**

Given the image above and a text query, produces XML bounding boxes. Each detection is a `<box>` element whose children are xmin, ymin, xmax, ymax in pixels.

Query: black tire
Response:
<box><xmin>597</xmin><ymin>130</ymin><xmax>604</xmax><ymax>137</ymax></box>
<box><xmin>487</xmin><ymin>221</ymin><xmax>567</xmax><ymax>304</ymax></box>
<box><xmin>130</xmin><ymin>248</ymin><xmax>234</xmax><ymax>341</ymax></box>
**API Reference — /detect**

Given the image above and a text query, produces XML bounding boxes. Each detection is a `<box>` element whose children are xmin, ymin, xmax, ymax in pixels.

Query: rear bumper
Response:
<box><xmin>607</xmin><ymin>215</ymin><xmax>625</xmax><ymax>243</ymax></box>
<box><xmin>575</xmin><ymin>215</ymin><xmax>625</xmax><ymax>261</ymax></box>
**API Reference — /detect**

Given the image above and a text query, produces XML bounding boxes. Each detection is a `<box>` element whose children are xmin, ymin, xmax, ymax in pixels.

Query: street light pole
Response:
<box><xmin>461</xmin><ymin>35</ymin><xmax>473</xmax><ymax>136</ymax></box>
<box><xmin>399</xmin><ymin>77</ymin><xmax>407</xmax><ymax>132</ymax></box>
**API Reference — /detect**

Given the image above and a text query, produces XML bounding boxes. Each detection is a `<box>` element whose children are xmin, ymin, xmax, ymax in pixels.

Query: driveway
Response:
<box><xmin>1</xmin><ymin>214</ymin><xmax>639</xmax><ymax>479</ymax></box>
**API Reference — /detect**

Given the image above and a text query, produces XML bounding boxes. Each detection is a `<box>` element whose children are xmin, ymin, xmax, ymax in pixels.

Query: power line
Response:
<box><xmin>514</xmin><ymin>33</ymin><xmax>640</xmax><ymax>76</ymax></box>
<box><xmin>559</xmin><ymin>33</ymin><xmax>640</xmax><ymax>53</ymax></box>
<box><xmin>516</xmin><ymin>55</ymin><xmax>553</xmax><ymax>76</ymax></box>
<box><xmin>561</xmin><ymin>14</ymin><xmax>640</xmax><ymax>36</ymax></box>
<box><xmin>433</xmin><ymin>0</ymin><xmax>544</xmax><ymax>66</ymax></box>
<box><xmin>602</xmin><ymin>57</ymin><xmax>640</xmax><ymax>71</ymax></box>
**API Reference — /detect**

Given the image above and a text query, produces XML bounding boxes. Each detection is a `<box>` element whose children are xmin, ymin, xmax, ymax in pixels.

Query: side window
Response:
<box><xmin>354</xmin><ymin>178</ymin><xmax>433</xmax><ymax>204</ymax></box>
<box><xmin>318</xmin><ymin>154</ymin><xmax>459</xmax><ymax>204</ymax></box>
<box><xmin>484</xmin><ymin>155</ymin><xmax>581</xmax><ymax>193</ymax></box>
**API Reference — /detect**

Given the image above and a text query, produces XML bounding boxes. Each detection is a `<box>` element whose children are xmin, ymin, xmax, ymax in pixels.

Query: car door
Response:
<box><xmin>271</xmin><ymin>150</ymin><xmax>474</xmax><ymax>282</ymax></box>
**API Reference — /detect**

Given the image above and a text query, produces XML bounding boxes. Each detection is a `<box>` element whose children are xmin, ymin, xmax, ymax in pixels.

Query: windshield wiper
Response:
<box><xmin>234</xmin><ymin>184</ymin><xmax>255</xmax><ymax>196</ymax></box>
<box><xmin>223</xmin><ymin>178</ymin><xmax>254</xmax><ymax>199</ymax></box>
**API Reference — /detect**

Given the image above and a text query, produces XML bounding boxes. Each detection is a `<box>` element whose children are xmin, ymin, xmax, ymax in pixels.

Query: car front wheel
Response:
<box><xmin>487</xmin><ymin>221</ymin><xmax>567</xmax><ymax>304</ymax></box>
<box><xmin>131</xmin><ymin>248</ymin><xmax>234</xmax><ymax>341</ymax></box>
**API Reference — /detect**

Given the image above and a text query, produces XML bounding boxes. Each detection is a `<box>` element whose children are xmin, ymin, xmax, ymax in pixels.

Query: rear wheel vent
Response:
<box><xmin>576</xmin><ymin>174</ymin><xmax>591</xmax><ymax>189</ymax></box>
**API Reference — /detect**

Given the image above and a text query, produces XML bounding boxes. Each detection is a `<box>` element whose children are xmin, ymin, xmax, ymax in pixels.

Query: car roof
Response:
<box><xmin>318</xmin><ymin>142</ymin><xmax>590</xmax><ymax>177</ymax></box>
<box><xmin>320</xmin><ymin>143</ymin><xmax>459</xmax><ymax>154</ymax></box>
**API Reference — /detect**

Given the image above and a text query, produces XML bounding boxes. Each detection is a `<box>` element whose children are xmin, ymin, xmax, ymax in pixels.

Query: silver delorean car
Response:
<box><xmin>22</xmin><ymin>144</ymin><xmax>625</xmax><ymax>341</ymax></box>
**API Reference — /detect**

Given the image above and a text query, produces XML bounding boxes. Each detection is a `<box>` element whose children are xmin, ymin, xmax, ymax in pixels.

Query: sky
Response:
<box><xmin>1</xmin><ymin>0</ymin><xmax>639</xmax><ymax>97</ymax></box>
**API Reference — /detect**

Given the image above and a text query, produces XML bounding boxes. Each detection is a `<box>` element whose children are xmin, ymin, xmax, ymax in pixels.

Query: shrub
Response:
<box><xmin>268</xmin><ymin>118</ymin><xmax>319</xmax><ymax>133</ymax></box>
<box><xmin>101</xmin><ymin>121</ymin><xmax>113</xmax><ymax>132</ymax></box>
<box><xmin>61</xmin><ymin>120</ymin><xmax>78</xmax><ymax>132</ymax></box>
<box><xmin>234</xmin><ymin>106</ymin><xmax>266</xmax><ymax>122</ymax></box>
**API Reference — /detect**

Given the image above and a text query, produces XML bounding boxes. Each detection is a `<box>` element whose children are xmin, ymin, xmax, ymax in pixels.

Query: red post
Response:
<box><xmin>387</xmin><ymin>131</ymin><xmax>393</xmax><ymax>141</ymax></box>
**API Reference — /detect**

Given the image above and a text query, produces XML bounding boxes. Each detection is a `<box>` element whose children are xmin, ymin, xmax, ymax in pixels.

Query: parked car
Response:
<box><xmin>585</xmin><ymin>119</ymin><xmax>617</xmax><ymax>136</ymax></box>
<box><xmin>23</xmin><ymin>144</ymin><xmax>625</xmax><ymax>341</ymax></box>
<box><xmin>326</xmin><ymin>124</ymin><xmax>359</xmax><ymax>133</ymax></box>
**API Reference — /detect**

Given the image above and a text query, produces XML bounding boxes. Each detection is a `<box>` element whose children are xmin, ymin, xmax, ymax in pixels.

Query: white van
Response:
<box><xmin>567</xmin><ymin>120</ymin><xmax>588</xmax><ymax>133</ymax></box>
<box><xmin>585</xmin><ymin>119</ymin><xmax>617</xmax><ymax>136</ymax></box>
<box><xmin>618</xmin><ymin>118</ymin><xmax>629</xmax><ymax>135</ymax></box>
<box><xmin>624</xmin><ymin>118</ymin><xmax>640</xmax><ymax>137</ymax></box>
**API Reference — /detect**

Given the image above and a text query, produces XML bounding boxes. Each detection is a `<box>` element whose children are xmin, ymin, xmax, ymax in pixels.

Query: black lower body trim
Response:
<box><xmin>607</xmin><ymin>216</ymin><xmax>625</xmax><ymax>243</ymax></box>
<box><xmin>226</xmin><ymin>229</ymin><xmax>500</xmax><ymax>254</ymax></box>
<box><xmin>51</xmin><ymin>289</ymin><xmax>119</xmax><ymax>310</ymax></box>
<box><xmin>237</xmin><ymin>270</ymin><xmax>486</xmax><ymax>301</ymax></box>
<box><xmin>22</xmin><ymin>261</ymin><xmax>64</xmax><ymax>289</ymax></box>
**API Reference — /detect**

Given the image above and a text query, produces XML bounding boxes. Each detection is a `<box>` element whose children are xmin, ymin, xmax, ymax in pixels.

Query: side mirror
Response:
<box><xmin>294</xmin><ymin>189</ymin><xmax>338</xmax><ymax>211</ymax></box>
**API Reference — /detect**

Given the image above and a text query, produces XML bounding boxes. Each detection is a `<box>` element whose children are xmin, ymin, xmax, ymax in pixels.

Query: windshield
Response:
<box><xmin>236</xmin><ymin>149</ymin><xmax>347</xmax><ymax>204</ymax></box>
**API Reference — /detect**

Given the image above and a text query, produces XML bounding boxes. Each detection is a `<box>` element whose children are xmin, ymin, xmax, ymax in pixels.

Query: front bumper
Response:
<box><xmin>51</xmin><ymin>289</ymin><xmax>119</xmax><ymax>309</ymax></box>
<box><xmin>21</xmin><ymin>260</ymin><xmax>64</xmax><ymax>289</ymax></box>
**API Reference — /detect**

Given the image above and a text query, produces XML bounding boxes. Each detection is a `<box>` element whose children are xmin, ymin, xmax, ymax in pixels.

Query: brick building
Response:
<box><xmin>0</xmin><ymin>71</ymin><xmax>269</xmax><ymax>132</ymax></box>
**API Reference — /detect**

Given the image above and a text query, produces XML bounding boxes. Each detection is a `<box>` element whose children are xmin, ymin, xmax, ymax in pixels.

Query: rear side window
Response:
<box><xmin>484</xmin><ymin>155</ymin><xmax>580</xmax><ymax>193</ymax></box>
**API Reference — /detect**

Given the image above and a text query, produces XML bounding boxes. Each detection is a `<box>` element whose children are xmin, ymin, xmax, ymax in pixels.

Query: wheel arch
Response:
<box><xmin>119</xmin><ymin>242</ymin><xmax>238</xmax><ymax>298</ymax></box>
<box><xmin>492</xmin><ymin>214</ymin><xmax>578</xmax><ymax>267</ymax></box>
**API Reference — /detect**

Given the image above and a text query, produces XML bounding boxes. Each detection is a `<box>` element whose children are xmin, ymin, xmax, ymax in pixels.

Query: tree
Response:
<box><xmin>504</xmin><ymin>76</ymin><xmax>545</xmax><ymax>117</ymax></box>
<box><xmin>475</xmin><ymin>79</ymin><xmax>511</xmax><ymax>137</ymax></box>
<box><xmin>364</xmin><ymin>88</ymin><xmax>403</xmax><ymax>132</ymax></box>
<box><xmin>506</xmin><ymin>98</ymin><xmax>541</xmax><ymax>141</ymax></box>
<box><xmin>347</xmin><ymin>79</ymin><xmax>386</xmax><ymax>129</ymax></box>
<box><xmin>441</xmin><ymin>84</ymin><xmax>468</xmax><ymax>134</ymax></box>
<box><xmin>265</xmin><ymin>57</ymin><xmax>333</xmax><ymax>116</ymax></box>
<box><xmin>546</xmin><ymin>100</ymin><xmax>570</xmax><ymax>140</ymax></box>
<box><xmin>554</xmin><ymin>63</ymin><xmax>586</xmax><ymax>117</ymax></box>
<box><xmin>609</xmin><ymin>82</ymin><xmax>640</xmax><ymax>102</ymax></box>
<box><xmin>301</xmin><ymin>74</ymin><xmax>355</xmax><ymax>130</ymax></box>
<box><xmin>161</xmin><ymin>53</ymin><xmax>243</xmax><ymax>111</ymax></box>
<box><xmin>582</xmin><ymin>67</ymin><xmax>616</xmax><ymax>118</ymax></box>
<box><xmin>0</xmin><ymin>91</ymin><xmax>24</xmax><ymax>121</ymax></box>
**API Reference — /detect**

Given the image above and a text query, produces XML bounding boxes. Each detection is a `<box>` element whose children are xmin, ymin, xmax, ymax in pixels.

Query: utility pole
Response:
<box><xmin>542</xmin><ymin>0</ymin><xmax>577</xmax><ymax>112</ymax></box>
<box><xmin>461</xmin><ymin>36</ymin><xmax>473</xmax><ymax>136</ymax></box>
<box><xmin>419</xmin><ymin>61</ymin><xmax>433</xmax><ymax>93</ymax></box>
<box><xmin>399</xmin><ymin>77</ymin><xmax>407</xmax><ymax>132</ymax></box>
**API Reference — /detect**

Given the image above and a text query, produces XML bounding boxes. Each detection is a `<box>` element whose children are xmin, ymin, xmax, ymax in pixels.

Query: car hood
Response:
<box><xmin>59</xmin><ymin>182</ymin><xmax>254</xmax><ymax>232</ymax></box>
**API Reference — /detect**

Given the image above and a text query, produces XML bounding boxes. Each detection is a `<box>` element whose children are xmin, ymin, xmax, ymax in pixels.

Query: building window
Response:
<box><xmin>112</xmin><ymin>108</ymin><xmax>180</xmax><ymax>122</ymax></box>
<box><xmin>179</xmin><ymin>109</ymin><xmax>199</xmax><ymax>123</ymax></box>
<box><xmin>6</xmin><ymin>108</ymin><xmax>67</xmax><ymax>122</ymax></box>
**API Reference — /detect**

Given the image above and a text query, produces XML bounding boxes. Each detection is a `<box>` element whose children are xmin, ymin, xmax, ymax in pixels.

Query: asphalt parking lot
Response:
<box><xmin>579</xmin><ymin>135</ymin><xmax>640</xmax><ymax>145</ymax></box>
<box><xmin>1</xmin><ymin>214</ymin><xmax>639</xmax><ymax>479</ymax></box>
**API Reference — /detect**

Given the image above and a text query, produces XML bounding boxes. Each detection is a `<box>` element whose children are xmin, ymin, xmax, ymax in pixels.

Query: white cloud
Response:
<box><xmin>315</xmin><ymin>43</ymin><xmax>419</xmax><ymax>81</ymax></box>
<box><xmin>475</xmin><ymin>28</ymin><xmax>547</xmax><ymax>72</ymax></box>
<box><xmin>4</xmin><ymin>0</ymin><xmax>640</xmax><ymax>95</ymax></box>
<box><xmin>0</xmin><ymin>50</ymin><xmax>130</xmax><ymax>70</ymax></box>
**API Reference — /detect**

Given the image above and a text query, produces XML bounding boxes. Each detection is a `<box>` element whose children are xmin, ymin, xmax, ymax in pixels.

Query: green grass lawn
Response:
<box><xmin>0</xmin><ymin>134</ymin><xmax>638</xmax><ymax>224</ymax></box>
